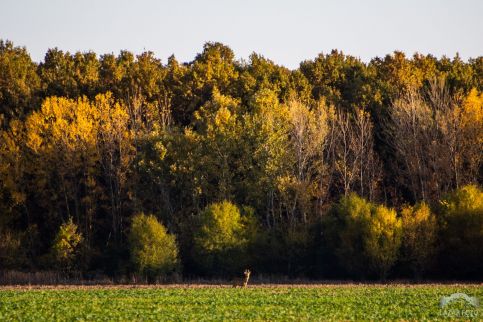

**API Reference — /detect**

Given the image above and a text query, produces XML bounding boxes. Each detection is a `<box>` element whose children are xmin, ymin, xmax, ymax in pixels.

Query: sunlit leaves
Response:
<box><xmin>129</xmin><ymin>213</ymin><xmax>179</xmax><ymax>278</ymax></box>
<box><xmin>51</xmin><ymin>218</ymin><xmax>83</xmax><ymax>270</ymax></box>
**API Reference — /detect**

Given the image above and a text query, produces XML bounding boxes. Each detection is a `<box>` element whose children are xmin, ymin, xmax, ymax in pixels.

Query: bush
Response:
<box><xmin>437</xmin><ymin>185</ymin><xmax>483</xmax><ymax>278</ymax></box>
<box><xmin>400</xmin><ymin>202</ymin><xmax>437</xmax><ymax>278</ymax></box>
<box><xmin>322</xmin><ymin>194</ymin><xmax>401</xmax><ymax>279</ymax></box>
<box><xmin>365</xmin><ymin>204</ymin><xmax>402</xmax><ymax>279</ymax></box>
<box><xmin>193</xmin><ymin>201</ymin><xmax>257</xmax><ymax>275</ymax></box>
<box><xmin>0</xmin><ymin>229</ymin><xmax>23</xmax><ymax>268</ymax></box>
<box><xmin>51</xmin><ymin>218</ymin><xmax>83</xmax><ymax>272</ymax></box>
<box><xmin>252</xmin><ymin>225</ymin><xmax>316</xmax><ymax>277</ymax></box>
<box><xmin>128</xmin><ymin>213</ymin><xmax>179</xmax><ymax>280</ymax></box>
<box><xmin>0</xmin><ymin>225</ymin><xmax>38</xmax><ymax>269</ymax></box>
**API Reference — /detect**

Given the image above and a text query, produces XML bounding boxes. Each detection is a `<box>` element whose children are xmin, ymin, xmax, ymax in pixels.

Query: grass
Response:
<box><xmin>0</xmin><ymin>284</ymin><xmax>481</xmax><ymax>321</ymax></box>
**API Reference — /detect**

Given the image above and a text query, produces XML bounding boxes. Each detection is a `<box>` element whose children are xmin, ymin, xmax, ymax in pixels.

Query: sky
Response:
<box><xmin>1</xmin><ymin>0</ymin><xmax>482</xmax><ymax>69</ymax></box>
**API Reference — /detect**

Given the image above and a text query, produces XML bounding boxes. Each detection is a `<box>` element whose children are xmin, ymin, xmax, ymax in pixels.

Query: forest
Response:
<box><xmin>0</xmin><ymin>39</ymin><xmax>481</xmax><ymax>281</ymax></box>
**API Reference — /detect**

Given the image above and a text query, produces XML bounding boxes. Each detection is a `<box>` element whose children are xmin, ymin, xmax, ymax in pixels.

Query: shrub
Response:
<box><xmin>364</xmin><ymin>204</ymin><xmax>402</xmax><ymax>279</ymax></box>
<box><xmin>400</xmin><ymin>202</ymin><xmax>437</xmax><ymax>278</ymax></box>
<box><xmin>324</xmin><ymin>194</ymin><xmax>371</xmax><ymax>278</ymax></box>
<box><xmin>128</xmin><ymin>213</ymin><xmax>179</xmax><ymax>280</ymax></box>
<box><xmin>322</xmin><ymin>194</ymin><xmax>401</xmax><ymax>279</ymax></box>
<box><xmin>437</xmin><ymin>185</ymin><xmax>483</xmax><ymax>278</ymax></box>
<box><xmin>0</xmin><ymin>225</ymin><xmax>38</xmax><ymax>269</ymax></box>
<box><xmin>0</xmin><ymin>229</ymin><xmax>23</xmax><ymax>268</ymax></box>
<box><xmin>193</xmin><ymin>201</ymin><xmax>257</xmax><ymax>275</ymax></box>
<box><xmin>51</xmin><ymin>218</ymin><xmax>83</xmax><ymax>272</ymax></box>
<box><xmin>252</xmin><ymin>224</ymin><xmax>316</xmax><ymax>277</ymax></box>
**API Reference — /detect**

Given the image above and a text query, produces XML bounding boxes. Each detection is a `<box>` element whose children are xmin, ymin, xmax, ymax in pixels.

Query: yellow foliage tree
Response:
<box><xmin>364</xmin><ymin>205</ymin><xmax>402</xmax><ymax>279</ymax></box>
<box><xmin>52</xmin><ymin>218</ymin><xmax>83</xmax><ymax>271</ymax></box>
<box><xmin>438</xmin><ymin>185</ymin><xmax>483</xmax><ymax>277</ymax></box>
<box><xmin>325</xmin><ymin>194</ymin><xmax>402</xmax><ymax>279</ymax></box>
<box><xmin>6</xmin><ymin>93</ymin><xmax>135</xmax><ymax>251</ymax></box>
<box><xmin>129</xmin><ymin>213</ymin><xmax>179</xmax><ymax>280</ymax></box>
<box><xmin>400</xmin><ymin>203</ymin><xmax>437</xmax><ymax>277</ymax></box>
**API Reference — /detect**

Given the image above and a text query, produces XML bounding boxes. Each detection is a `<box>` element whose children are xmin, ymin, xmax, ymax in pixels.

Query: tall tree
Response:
<box><xmin>0</xmin><ymin>40</ymin><xmax>40</xmax><ymax>127</ymax></box>
<box><xmin>387</xmin><ymin>79</ymin><xmax>482</xmax><ymax>202</ymax></box>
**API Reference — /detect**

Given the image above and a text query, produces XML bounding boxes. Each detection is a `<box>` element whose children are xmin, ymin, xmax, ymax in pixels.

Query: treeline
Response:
<box><xmin>0</xmin><ymin>39</ymin><xmax>482</xmax><ymax>280</ymax></box>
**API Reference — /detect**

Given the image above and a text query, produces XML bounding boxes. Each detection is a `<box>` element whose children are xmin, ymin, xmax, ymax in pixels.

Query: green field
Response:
<box><xmin>0</xmin><ymin>284</ymin><xmax>481</xmax><ymax>321</ymax></box>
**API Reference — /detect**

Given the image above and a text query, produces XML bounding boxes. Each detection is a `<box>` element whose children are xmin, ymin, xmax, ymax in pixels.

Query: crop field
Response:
<box><xmin>0</xmin><ymin>284</ymin><xmax>481</xmax><ymax>321</ymax></box>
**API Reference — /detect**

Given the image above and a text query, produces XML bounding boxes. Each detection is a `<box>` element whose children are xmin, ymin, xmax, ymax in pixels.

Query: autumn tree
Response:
<box><xmin>0</xmin><ymin>41</ymin><xmax>481</xmax><ymax>279</ymax></box>
<box><xmin>364</xmin><ymin>204</ymin><xmax>402</xmax><ymax>279</ymax></box>
<box><xmin>332</xmin><ymin>108</ymin><xmax>380</xmax><ymax>200</ymax></box>
<box><xmin>1</xmin><ymin>93</ymin><xmax>137</xmax><ymax>267</ymax></box>
<box><xmin>387</xmin><ymin>79</ymin><xmax>482</xmax><ymax>202</ymax></box>
<box><xmin>0</xmin><ymin>119</ymin><xmax>28</xmax><ymax>222</ymax></box>
<box><xmin>95</xmin><ymin>93</ymin><xmax>136</xmax><ymax>244</ymax></box>
<box><xmin>0</xmin><ymin>40</ymin><xmax>40</xmax><ymax>127</ymax></box>
<box><xmin>24</xmin><ymin>95</ymin><xmax>102</xmax><ymax>248</ymax></box>
<box><xmin>278</xmin><ymin>98</ymin><xmax>332</xmax><ymax>225</ymax></box>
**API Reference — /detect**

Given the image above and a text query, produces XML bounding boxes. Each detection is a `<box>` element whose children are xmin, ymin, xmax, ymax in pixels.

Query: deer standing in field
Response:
<box><xmin>232</xmin><ymin>269</ymin><xmax>251</xmax><ymax>288</ymax></box>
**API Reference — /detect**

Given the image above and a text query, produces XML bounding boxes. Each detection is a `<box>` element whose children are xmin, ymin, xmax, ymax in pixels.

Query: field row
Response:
<box><xmin>0</xmin><ymin>285</ymin><xmax>481</xmax><ymax>321</ymax></box>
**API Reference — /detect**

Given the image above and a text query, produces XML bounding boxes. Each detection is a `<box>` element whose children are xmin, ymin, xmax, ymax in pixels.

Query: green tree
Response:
<box><xmin>300</xmin><ymin>50</ymin><xmax>371</xmax><ymax>111</ymax></box>
<box><xmin>193</xmin><ymin>201</ymin><xmax>257</xmax><ymax>275</ymax></box>
<box><xmin>128</xmin><ymin>213</ymin><xmax>179</xmax><ymax>280</ymax></box>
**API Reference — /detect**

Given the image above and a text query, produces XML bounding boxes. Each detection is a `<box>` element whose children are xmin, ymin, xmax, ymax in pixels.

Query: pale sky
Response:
<box><xmin>1</xmin><ymin>0</ymin><xmax>482</xmax><ymax>69</ymax></box>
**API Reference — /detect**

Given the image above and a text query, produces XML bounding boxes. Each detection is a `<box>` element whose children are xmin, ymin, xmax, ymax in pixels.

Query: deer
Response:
<box><xmin>232</xmin><ymin>269</ymin><xmax>251</xmax><ymax>288</ymax></box>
